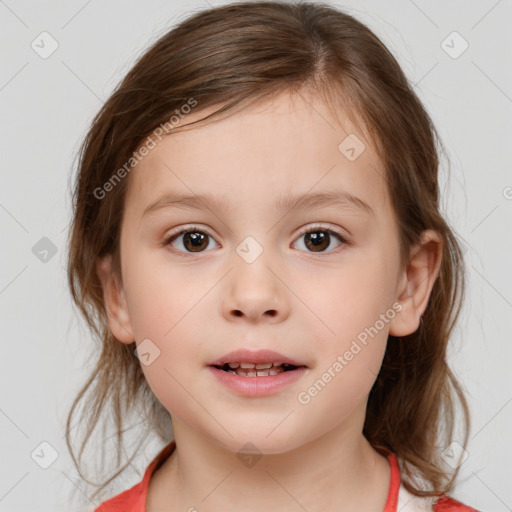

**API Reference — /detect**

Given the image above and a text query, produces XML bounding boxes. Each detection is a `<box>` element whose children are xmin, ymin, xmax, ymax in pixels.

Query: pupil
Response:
<box><xmin>184</xmin><ymin>232</ymin><xmax>207</xmax><ymax>252</ymax></box>
<box><xmin>306</xmin><ymin>232</ymin><xmax>328</xmax><ymax>252</ymax></box>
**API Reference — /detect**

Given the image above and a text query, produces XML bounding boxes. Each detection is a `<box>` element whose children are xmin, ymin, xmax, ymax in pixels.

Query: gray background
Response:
<box><xmin>1</xmin><ymin>0</ymin><xmax>511</xmax><ymax>510</ymax></box>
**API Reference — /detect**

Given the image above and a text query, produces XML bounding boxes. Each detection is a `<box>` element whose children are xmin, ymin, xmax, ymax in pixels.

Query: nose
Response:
<box><xmin>222</xmin><ymin>256</ymin><xmax>290</xmax><ymax>324</ymax></box>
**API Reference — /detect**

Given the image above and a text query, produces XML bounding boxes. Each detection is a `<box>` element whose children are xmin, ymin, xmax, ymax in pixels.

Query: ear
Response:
<box><xmin>389</xmin><ymin>230</ymin><xmax>443</xmax><ymax>337</ymax></box>
<box><xmin>96</xmin><ymin>254</ymin><xmax>134</xmax><ymax>344</ymax></box>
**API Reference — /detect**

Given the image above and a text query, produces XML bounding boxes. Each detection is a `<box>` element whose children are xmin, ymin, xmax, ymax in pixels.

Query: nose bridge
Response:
<box><xmin>233</xmin><ymin>234</ymin><xmax>278</xmax><ymax>294</ymax></box>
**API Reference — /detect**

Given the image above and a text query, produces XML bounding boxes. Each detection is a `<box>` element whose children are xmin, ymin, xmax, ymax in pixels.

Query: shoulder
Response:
<box><xmin>434</xmin><ymin>495</ymin><xmax>480</xmax><ymax>512</ymax></box>
<box><xmin>94</xmin><ymin>441</ymin><xmax>176</xmax><ymax>512</ymax></box>
<box><xmin>386</xmin><ymin>450</ymin><xmax>479</xmax><ymax>512</ymax></box>
<box><xmin>94</xmin><ymin>481</ymin><xmax>146</xmax><ymax>511</ymax></box>
<box><xmin>397</xmin><ymin>481</ymin><xmax>479</xmax><ymax>512</ymax></box>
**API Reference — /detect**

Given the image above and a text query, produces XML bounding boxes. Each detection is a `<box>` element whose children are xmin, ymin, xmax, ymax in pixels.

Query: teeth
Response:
<box><xmin>230</xmin><ymin>362</ymin><xmax>283</xmax><ymax>369</ymax></box>
<box><xmin>255</xmin><ymin>363</ymin><xmax>272</xmax><ymax>369</ymax></box>
<box><xmin>218</xmin><ymin>362</ymin><xmax>301</xmax><ymax>377</ymax></box>
<box><xmin>227</xmin><ymin>368</ymin><xmax>283</xmax><ymax>377</ymax></box>
<box><xmin>257</xmin><ymin>369</ymin><xmax>279</xmax><ymax>376</ymax></box>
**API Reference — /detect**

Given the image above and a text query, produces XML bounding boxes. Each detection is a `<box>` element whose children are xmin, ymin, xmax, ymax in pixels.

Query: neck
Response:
<box><xmin>147</xmin><ymin>411</ymin><xmax>391</xmax><ymax>512</ymax></box>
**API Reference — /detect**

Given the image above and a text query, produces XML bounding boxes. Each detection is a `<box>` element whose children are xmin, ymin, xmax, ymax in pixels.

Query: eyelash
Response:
<box><xmin>162</xmin><ymin>224</ymin><xmax>350</xmax><ymax>256</ymax></box>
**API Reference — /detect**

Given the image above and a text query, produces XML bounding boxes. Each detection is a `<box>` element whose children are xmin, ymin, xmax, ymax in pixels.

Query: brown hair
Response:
<box><xmin>65</xmin><ymin>0</ymin><xmax>470</xmax><ymax>502</ymax></box>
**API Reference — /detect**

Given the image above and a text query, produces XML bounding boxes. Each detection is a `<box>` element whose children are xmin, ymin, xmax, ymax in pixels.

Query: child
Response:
<box><xmin>65</xmin><ymin>1</ymin><xmax>480</xmax><ymax>511</ymax></box>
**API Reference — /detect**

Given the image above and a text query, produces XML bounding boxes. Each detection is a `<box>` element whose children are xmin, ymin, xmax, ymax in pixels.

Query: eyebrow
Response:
<box><xmin>141</xmin><ymin>190</ymin><xmax>374</xmax><ymax>219</ymax></box>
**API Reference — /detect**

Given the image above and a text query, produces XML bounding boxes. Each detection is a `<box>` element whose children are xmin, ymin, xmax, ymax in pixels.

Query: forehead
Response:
<box><xmin>124</xmin><ymin>91</ymin><xmax>389</xmax><ymax>219</ymax></box>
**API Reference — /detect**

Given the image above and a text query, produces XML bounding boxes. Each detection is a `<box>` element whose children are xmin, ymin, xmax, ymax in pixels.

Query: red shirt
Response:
<box><xmin>94</xmin><ymin>441</ymin><xmax>479</xmax><ymax>511</ymax></box>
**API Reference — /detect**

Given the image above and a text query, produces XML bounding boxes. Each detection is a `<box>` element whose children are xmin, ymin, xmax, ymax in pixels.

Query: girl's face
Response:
<box><xmin>100</xmin><ymin>90</ymin><xmax>430</xmax><ymax>454</ymax></box>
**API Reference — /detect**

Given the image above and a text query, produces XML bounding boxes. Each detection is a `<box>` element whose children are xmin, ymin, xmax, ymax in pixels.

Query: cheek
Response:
<box><xmin>123</xmin><ymin>247</ymin><xmax>209</xmax><ymax>340</ymax></box>
<box><xmin>294</xmin><ymin>249</ymin><xmax>394</xmax><ymax>398</ymax></box>
<box><xmin>294</xmin><ymin>250</ymin><xmax>396</xmax><ymax>341</ymax></box>
<box><xmin>130</xmin><ymin>301</ymin><xmax>210</xmax><ymax>421</ymax></box>
<box><xmin>122</xmin><ymin>252</ymin><xmax>212</xmax><ymax>394</ymax></box>
<box><xmin>138</xmin><ymin>358</ymin><xmax>203</xmax><ymax>433</ymax></box>
<box><xmin>298</xmin><ymin>315</ymin><xmax>388</xmax><ymax>426</ymax></box>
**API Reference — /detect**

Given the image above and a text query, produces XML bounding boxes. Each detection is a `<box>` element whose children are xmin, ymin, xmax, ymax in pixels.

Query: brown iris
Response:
<box><xmin>304</xmin><ymin>231</ymin><xmax>330</xmax><ymax>252</ymax></box>
<box><xmin>182</xmin><ymin>231</ymin><xmax>208</xmax><ymax>252</ymax></box>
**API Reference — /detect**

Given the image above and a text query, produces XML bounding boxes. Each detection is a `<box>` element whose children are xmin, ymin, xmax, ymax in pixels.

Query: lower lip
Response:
<box><xmin>206</xmin><ymin>366</ymin><xmax>307</xmax><ymax>397</ymax></box>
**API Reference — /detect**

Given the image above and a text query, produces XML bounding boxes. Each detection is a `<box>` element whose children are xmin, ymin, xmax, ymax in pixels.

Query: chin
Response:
<box><xmin>213</xmin><ymin>430</ymin><xmax>303</xmax><ymax>456</ymax></box>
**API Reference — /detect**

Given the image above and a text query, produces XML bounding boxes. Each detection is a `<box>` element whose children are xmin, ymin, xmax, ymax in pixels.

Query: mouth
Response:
<box><xmin>211</xmin><ymin>362</ymin><xmax>304</xmax><ymax>377</ymax></box>
<box><xmin>206</xmin><ymin>350</ymin><xmax>309</xmax><ymax>396</ymax></box>
<box><xmin>206</xmin><ymin>349</ymin><xmax>309</xmax><ymax>378</ymax></box>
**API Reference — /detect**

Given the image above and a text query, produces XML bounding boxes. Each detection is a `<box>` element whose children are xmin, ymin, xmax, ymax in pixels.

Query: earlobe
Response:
<box><xmin>389</xmin><ymin>230</ymin><xmax>443</xmax><ymax>338</ymax></box>
<box><xmin>96</xmin><ymin>254</ymin><xmax>134</xmax><ymax>344</ymax></box>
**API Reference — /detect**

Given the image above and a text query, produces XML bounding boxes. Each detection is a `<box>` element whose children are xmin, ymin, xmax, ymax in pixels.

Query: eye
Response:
<box><xmin>293</xmin><ymin>225</ymin><xmax>349</xmax><ymax>254</ymax></box>
<box><xmin>163</xmin><ymin>226</ymin><xmax>218</xmax><ymax>255</ymax></box>
<box><xmin>163</xmin><ymin>224</ymin><xmax>350</xmax><ymax>256</ymax></box>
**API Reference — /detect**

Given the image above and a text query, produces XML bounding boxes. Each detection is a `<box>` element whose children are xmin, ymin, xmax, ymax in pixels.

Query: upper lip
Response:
<box><xmin>207</xmin><ymin>349</ymin><xmax>308</xmax><ymax>367</ymax></box>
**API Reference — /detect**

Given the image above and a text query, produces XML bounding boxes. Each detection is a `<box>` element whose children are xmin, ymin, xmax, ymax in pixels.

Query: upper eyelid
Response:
<box><xmin>165</xmin><ymin>223</ymin><xmax>348</xmax><ymax>245</ymax></box>
<box><xmin>166</xmin><ymin>223</ymin><xmax>346</xmax><ymax>236</ymax></box>
<box><xmin>166</xmin><ymin>224</ymin><xmax>215</xmax><ymax>239</ymax></box>
<box><xmin>297</xmin><ymin>223</ymin><xmax>344</xmax><ymax>235</ymax></box>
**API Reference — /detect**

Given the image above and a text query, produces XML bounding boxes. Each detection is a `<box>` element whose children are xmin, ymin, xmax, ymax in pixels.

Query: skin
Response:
<box><xmin>97</xmin><ymin>89</ymin><xmax>442</xmax><ymax>511</ymax></box>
